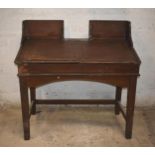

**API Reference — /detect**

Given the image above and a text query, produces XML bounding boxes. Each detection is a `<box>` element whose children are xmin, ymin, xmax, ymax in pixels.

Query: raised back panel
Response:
<box><xmin>23</xmin><ymin>20</ymin><xmax>64</xmax><ymax>39</ymax></box>
<box><xmin>89</xmin><ymin>20</ymin><xmax>130</xmax><ymax>40</ymax></box>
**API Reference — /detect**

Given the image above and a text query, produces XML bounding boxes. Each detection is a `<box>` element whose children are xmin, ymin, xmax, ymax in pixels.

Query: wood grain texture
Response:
<box><xmin>23</xmin><ymin>20</ymin><xmax>64</xmax><ymax>39</ymax></box>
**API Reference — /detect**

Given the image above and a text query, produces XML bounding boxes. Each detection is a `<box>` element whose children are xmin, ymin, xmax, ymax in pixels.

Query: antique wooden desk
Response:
<box><xmin>15</xmin><ymin>20</ymin><xmax>141</xmax><ymax>140</ymax></box>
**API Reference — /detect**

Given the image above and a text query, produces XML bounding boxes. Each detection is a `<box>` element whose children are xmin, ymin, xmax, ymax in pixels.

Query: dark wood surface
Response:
<box><xmin>15</xmin><ymin>39</ymin><xmax>139</xmax><ymax>64</ymax></box>
<box><xmin>22</xmin><ymin>20</ymin><xmax>64</xmax><ymax>39</ymax></box>
<box><xmin>15</xmin><ymin>20</ymin><xmax>141</xmax><ymax>140</ymax></box>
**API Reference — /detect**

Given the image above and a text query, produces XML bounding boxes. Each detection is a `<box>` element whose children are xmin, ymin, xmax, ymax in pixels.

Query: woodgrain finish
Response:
<box><xmin>23</xmin><ymin>20</ymin><xmax>64</xmax><ymax>39</ymax></box>
<box><xmin>89</xmin><ymin>20</ymin><xmax>130</xmax><ymax>39</ymax></box>
<box><xmin>15</xmin><ymin>39</ymin><xmax>139</xmax><ymax>64</ymax></box>
<box><xmin>15</xmin><ymin>20</ymin><xmax>141</xmax><ymax>140</ymax></box>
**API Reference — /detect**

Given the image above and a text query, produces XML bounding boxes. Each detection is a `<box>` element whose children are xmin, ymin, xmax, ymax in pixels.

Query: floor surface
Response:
<box><xmin>0</xmin><ymin>105</ymin><xmax>154</xmax><ymax>146</ymax></box>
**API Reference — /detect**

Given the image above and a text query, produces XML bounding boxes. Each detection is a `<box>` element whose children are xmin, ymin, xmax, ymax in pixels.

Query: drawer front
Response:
<box><xmin>18</xmin><ymin>63</ymin><xmax>139</xmax><ymax>75</ymax></box>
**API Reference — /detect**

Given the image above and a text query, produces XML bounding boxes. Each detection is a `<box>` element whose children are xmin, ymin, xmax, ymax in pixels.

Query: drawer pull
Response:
<box><xmin>57</xmin><ymin>76</ymin><xmax>60</xmax><ymax>79</ymax></box>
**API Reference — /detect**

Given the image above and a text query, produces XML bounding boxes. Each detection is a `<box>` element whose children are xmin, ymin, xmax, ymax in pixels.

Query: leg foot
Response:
<box><xmin>23</xmin><ymin>122</ymin><xmax>30</xmax><ymax>140</ymax></box>
<box><xmin>125</xmin><ymin>132</ymin><xmax>132</xmax><ymax>139</ymax></box>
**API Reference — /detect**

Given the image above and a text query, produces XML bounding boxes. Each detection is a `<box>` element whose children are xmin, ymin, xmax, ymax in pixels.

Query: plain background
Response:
<box><xmin>0</xmin><ymin>8</ymin><xmax>155</xmax><ymax>106</ymax></box>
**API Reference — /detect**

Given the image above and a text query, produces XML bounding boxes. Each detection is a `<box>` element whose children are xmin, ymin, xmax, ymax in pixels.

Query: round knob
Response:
<box><xmin>57</xmin><ymin>76</ymin><xmax>60</xmax><ymax>79</ymax></box>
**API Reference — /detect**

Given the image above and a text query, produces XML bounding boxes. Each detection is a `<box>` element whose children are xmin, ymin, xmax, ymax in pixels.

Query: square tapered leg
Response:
<box><xmin>115</xmin><ymin>86</ymin><xmax>122</xmax><ymax>115</ymax></box>
<box><xmin>19</xmin><ymin>78</ymin><xmax>30</xmax><ymax>140</ymax></box>
<box><xmin>125</xmin><ymin>77</ymin><xmax>137</xmax><ymax>139</ymax></box>
<box><xmin>30</xmin><ymin>87</ymin><xmax>36</xmax><ymax>115</ymax></box>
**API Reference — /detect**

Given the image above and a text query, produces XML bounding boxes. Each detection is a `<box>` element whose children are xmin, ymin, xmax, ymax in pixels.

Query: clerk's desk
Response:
<box><xmin>15</xmin><ymin>20</ymin><xmax>141</xmax><ymax>140</ymax></box>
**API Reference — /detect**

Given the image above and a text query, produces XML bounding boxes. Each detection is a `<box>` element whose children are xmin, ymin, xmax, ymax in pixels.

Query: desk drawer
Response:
<box><xmin>18</xmin><ymin>63</ymin><xmax>139</xmax><ymax>75</ymax></box>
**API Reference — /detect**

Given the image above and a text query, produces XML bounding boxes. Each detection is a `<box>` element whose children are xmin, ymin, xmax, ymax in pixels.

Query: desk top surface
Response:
<box><xmin>15</xmin><ymin>39</ymin><xmax>140</xmax><ymax>65</ymax></box>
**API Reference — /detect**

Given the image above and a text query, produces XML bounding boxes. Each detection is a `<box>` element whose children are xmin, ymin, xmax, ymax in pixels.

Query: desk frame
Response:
<box><xmin>19</xmin><ymin>74</ymin><xmax>137</xmax><ymax>140</ymax></box>
<box><xmin>15</xmin><ymin>20</ymin><xmax>141</xmax><ymax>140</ymax></box>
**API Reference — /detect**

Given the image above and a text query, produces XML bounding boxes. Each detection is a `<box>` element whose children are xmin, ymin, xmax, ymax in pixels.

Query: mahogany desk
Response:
<box><xmin>15</xmin><ymin>20</ymin><xmax>141</xmax><ymax>140</ymax></box>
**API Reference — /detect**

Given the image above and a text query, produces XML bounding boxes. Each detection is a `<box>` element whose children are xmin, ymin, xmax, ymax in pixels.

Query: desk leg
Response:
<box><xmin>115</xmin><ymin>86</ymin><xmax>122</xmax><ymax>115</ymax></box>
<box><xmin>19</xmin><ymin>78</ymin><xmax>30</xmax><ymax>140</ymax></box>
<box><xmin>125</xmin><ymin>77</ymin><xmax>137</xmax><ymax>139</ymax></box>
<box><xmin>30</xmin><ymin>87</ymin><xmax>36</xmax><ymax>115</ymax></box>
